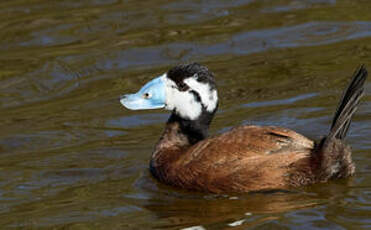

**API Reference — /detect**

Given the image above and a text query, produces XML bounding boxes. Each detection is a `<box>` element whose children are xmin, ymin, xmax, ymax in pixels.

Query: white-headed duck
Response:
<box><xmin>120</xmin><ymin>63</ymin><xmax>368</xmax><ymax>193</ymax></box>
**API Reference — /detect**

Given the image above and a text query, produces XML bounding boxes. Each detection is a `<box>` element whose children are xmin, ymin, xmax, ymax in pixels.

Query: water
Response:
<box><xmin>0</xmin><ymin>0</ymin><xmax>370</xmax><ymax>229</ymax></box>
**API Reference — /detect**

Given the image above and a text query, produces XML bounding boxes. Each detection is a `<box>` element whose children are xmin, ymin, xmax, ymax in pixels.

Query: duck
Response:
<box><xmin>120</xmin><ymin>63</ymin><xmax>368</xmax><ymax>193</ymax></box>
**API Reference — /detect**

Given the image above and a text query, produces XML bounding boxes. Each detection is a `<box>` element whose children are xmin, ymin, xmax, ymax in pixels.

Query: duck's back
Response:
<box><xmin>184</xmin><ymin>125</ymin><xmax>314</xmax><ymax>159</ymax></box>
<box><xmin>165</xmin><ymin>125</ymin><xmax>315</xmax><ymax>193</ymax></box>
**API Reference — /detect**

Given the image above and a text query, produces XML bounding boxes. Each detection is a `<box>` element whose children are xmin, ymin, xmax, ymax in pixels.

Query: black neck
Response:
<box><xmin>167</xmin><ymin>106</ymin><xmax>217</xmax><ymax>145</ymax></box>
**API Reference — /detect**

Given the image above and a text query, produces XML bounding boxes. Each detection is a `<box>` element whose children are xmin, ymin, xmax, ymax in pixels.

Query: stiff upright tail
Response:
<box><xmin>313</xmin><ymin>65</ymin><xmax>368</xmax><ymax>182</ymax></box>
<box><xmin>328</xmin><ymin>65</ymin><xmax>368</xmax><ymax>140</ymax></box>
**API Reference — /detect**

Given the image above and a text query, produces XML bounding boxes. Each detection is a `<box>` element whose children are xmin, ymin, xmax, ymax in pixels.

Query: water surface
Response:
<box><xmin>0</xmin><ymin>0</ymin><xmax>370</xmax><ymax>229</ymax></box>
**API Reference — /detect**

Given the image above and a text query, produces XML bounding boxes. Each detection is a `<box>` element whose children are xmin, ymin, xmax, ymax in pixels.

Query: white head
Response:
<box><xmin>120</xmin><ymin>63</ymin><xmax>218</xmax><ymax>121</ymax></box>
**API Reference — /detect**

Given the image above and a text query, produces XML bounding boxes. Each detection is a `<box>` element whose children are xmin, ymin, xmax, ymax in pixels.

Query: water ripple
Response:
<box><xmin>102</xmin><ymin>21</ymin><xmax>371</xmax><ymax>71</ymax></box>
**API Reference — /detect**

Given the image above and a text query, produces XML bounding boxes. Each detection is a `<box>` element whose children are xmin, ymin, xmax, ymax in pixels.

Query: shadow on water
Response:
<box><xmin>0</xmin><ymin>0</ymin><xmax>370</xmax><ymax>229</ymax></box>
<box><xmin>124</xmin><ymin>172</ymin><xmax>358</xmax><ymax>229</ymax></box>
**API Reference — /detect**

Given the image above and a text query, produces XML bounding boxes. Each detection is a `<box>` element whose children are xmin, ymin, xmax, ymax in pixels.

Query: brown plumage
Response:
<box><xmin>151</xmin><ymin>124</ymin><xmax>315</xmax><ymax>193</ymax></box>
<box><xmin>122</xmin><ymin>63</ymin><xmax>368</xmax><ymax>193</ymax></box>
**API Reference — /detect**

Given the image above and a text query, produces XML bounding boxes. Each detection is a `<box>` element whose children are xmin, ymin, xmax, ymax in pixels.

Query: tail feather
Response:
<box><xmin>329</xmin><ymin>65</ymin><xmax>368</xmax><ymax>139</ymax></box>
<box><xmin>313</xmin><ymin>65</ymin><xmax>368</xmax><ymax>182</ymax></box>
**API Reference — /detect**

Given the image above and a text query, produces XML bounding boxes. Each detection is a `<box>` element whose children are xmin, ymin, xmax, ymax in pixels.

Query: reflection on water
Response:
<box><xmin>0</xmin><ymin>0</ymin><xmax>370</xmax><ymax>229</ymax></box>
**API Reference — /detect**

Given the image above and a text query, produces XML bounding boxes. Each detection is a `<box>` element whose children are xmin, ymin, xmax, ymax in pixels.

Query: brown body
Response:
<box><xmin>150</xmin><ymin>122</ymin><xmax>353</xmax><ymax>193</ymax></box>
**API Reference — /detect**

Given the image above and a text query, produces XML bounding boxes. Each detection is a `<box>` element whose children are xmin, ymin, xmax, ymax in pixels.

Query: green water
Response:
<box><xmin>0</xmin><ymin>0</ymin><xmax>370</xmax><ymax>229</ymax></box>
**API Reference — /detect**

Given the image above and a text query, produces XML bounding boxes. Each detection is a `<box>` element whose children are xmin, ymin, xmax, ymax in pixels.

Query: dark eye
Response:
<box><xmin>178</xmin><ymin>82</ymin><xmax>189</xmax><ymax>91</ymax></box>
<box><xmin>143</xmin><ymin>92</ymin><xmax>151</xmax><ymax>99</ymax></box>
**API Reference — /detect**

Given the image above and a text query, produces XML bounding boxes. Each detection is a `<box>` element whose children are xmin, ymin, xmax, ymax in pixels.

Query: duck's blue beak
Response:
<box><xmin>120</xmin><ymin>76</ymin><xmax>166</xmax><ymax>110</ymax></box>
